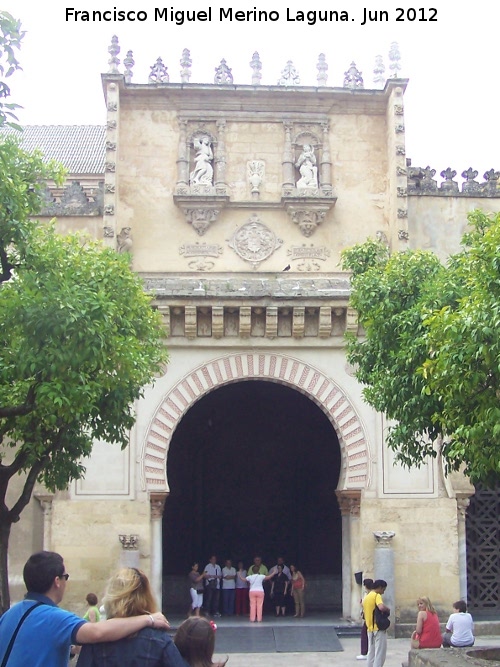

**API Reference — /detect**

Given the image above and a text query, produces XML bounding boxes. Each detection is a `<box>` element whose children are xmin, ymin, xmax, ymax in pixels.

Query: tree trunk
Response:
<box><xmin>0</xmin><ymin>516</ymin><xmax>12</xmax><ymax>614</ymax></box>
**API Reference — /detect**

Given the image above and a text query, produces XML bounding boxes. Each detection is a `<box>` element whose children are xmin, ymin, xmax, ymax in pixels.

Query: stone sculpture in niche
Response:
<box><xmin>295</xmin><ymin>144</ymin><xmax>318</xmax><ymax>189</ymax></box>
<box><xmin>190</xmin><ymin>136</ymin><xmax>214</xmax><ymax>185</ymax></box>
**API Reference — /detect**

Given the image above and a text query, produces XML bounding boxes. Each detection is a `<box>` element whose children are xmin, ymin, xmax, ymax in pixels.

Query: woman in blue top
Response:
<box><xmin>78</xmin><ymin>567</ymin><xmax>189</xmax><ymax>667</ymax></box>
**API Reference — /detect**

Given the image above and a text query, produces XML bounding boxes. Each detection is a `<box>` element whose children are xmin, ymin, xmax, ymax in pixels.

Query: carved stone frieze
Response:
<box><xmin>287</xmin><ymin>243</ymin><xmax>330</xmax><ymax>271</ymax></box>
<box><xmin>41</xmin><ymin>181</ymin><xmax>102</xmax><ymax>217</ymax></box>
<box><xmin>407</xmin><ymin>163</ymin><xmax>500</xmax><ymax>197</ymax></box>
<box><xmin>179</xmin><ymin>241</ymin><xmax>223</xmax><ymax>271</ymax></box>
<box><xmin>398</xmin><ymin>229</ymin><xmax>409</xmax><ymax>240</ymax></box>
<box><xmin>227</xmin><ymin>214</ymin><xmax>283</xmax><ymax>269</ymax></box>
<box><xmin>103</xmin><ymin>226</ymin><xmax>114</xmax><ymax>238</ymax></box>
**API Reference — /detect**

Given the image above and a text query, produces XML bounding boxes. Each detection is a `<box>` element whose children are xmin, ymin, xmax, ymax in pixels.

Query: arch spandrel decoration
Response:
<box><xmin>141</xmin><ymin>353</ymin><xmax>370</xmax><ymax>491</ymax></box>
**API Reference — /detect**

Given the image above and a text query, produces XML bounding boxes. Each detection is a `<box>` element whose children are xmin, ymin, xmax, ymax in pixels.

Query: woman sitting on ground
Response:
<box><xmin>77</xmin><ymin>567</ymin><xmax>189</xmax><ymax>667</ymax></box>
<box><xmin>174</xmin><ymin>616</ymin><xmax>228</xmax><ymax>667</ymax></box>
<box><xmin>411</xmin><ymin>596</ymin><xmax>442</xmax><ymax>648</ymax></box>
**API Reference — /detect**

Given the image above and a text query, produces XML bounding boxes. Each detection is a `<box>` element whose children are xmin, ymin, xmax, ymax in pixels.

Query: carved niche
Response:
<box><xmin>174</xmin><ymin>125</ymin><xmax>230</xmax><ymax>234</ymax></box>
<box><xmin>281</xmin><ymin>127</ymin><xmax>337</xmax><ymax>237</ymax></box>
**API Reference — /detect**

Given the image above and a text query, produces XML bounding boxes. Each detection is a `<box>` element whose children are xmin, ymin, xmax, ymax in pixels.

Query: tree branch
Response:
<box><xmin>0</xmin><ymin>380</ymin><xmax>39</xmax><ymax>418</ymax></box>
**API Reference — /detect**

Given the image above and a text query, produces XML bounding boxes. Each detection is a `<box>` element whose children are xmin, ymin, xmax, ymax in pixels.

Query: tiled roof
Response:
<box><xmin>0</xmin><ymin>125</ymin><xmax>106</xmax><ymax>174</ymax></box>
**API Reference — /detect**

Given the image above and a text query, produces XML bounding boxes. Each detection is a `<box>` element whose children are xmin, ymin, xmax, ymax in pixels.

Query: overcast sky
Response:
<box><xmin>3</xmin><ymin>0</ymin><xmax>499</xmax><ymax>178</ymax></box>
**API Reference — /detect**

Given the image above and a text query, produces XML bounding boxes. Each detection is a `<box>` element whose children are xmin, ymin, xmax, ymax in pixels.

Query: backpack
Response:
<box><xmin>373</xmin><ymin>606</ymin><xmax>391</xmax><ymax>631</ymax></box>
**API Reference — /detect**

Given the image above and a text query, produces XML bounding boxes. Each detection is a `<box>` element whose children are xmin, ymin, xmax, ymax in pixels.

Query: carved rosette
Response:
<box><xmin>228</xmin><ymin>215</ymin><xmax>283</xmax><ymax>270</ymax></box>
<box><xmin>104</xmin><ymin>78</ymin><xmax>119</xmax><ymax>245</ymax></box>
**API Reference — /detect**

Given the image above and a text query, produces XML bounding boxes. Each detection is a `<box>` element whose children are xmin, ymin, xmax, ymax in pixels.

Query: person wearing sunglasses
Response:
<box><xmin>0</xmin><ymin>551</ymin><xmax>171</xmax><ymax>667</ymax></box>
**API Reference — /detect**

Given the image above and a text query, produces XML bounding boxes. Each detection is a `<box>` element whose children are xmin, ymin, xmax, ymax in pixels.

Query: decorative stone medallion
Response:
<box><xmin>228</xmin><ymin>214</ymin><xmax>283</xmax><ymax>269</ymax></box>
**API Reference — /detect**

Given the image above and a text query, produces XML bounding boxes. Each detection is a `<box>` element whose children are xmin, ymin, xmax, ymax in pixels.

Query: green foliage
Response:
<box><xmin>341</xmin><ymin>210</ymin><xmax>500</xmax><ymax>485</ymax></box>
<box><xmin>0</xmin><ymin>11</ymin><xmax>24</xmax><ymax>129</ymax></box>
<box><xmin>0</xmin><ymin>225</ymin><xmax>167</xmax><ymax>493</ymax></box>
<box><xmin>0</xmin><ymin>136</ymin><xmax>66</xmax><ymax>281</ymax></box>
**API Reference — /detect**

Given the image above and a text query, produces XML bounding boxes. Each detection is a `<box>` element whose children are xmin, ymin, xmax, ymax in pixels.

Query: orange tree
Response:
<box><xmin>0</xmin><ymin>138</ymin><xmax>167</xmax><ymax>612</ymax></box>
<box><xmin>341</xmin><ymin>210</ymin><xmax>500</xmax><ymax>487</ymax></box>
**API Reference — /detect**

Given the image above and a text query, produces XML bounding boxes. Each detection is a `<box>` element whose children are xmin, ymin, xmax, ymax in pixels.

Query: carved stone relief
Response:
<box><xmin>289</xmin><ymin>209</ymin><xmax>326</xmax><ymax>237</ymax></box>
<box><xmin>190</xmin><ymin>135</ymin><xmax>214</xmax><ymax>186</ymax></box>
<box><xmin>287</xmin><ymin>244</ymin><xmax>330</xmax><ymax>271</ymax></box>
<box><xmin>248</xmin><ymin>160</ymin><xmax>265</xmax><ymax>196</ymax></box>
<box><xmin>117</xmin><ymin>227</ymin><xmax>133</xmax><ymax>253</ymax></box>
<box><xmin>184</xmin><ymin>207</ymin><xmax>220</xmax><ymax>235</ymax></box>
<box><xmin>179</xmin><ymin>241</ymin><xmax>223</xmax><ymax>271</ymax></box>
<box><xmin>227</xmin><ymin>214</ymin><xmax>283</xmax><ymax>270</ymax></box>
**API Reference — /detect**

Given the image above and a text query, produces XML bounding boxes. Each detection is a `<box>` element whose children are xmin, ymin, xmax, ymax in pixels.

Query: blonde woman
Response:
<box><xmin>412</xmin><ymin>596</ymin><xmax>442</xmax><ymax>649</ymax></box>
<box><xmin>78</xmin><ymin>568</ymin><xmax>189</xmax><ymax>667</ymax></box>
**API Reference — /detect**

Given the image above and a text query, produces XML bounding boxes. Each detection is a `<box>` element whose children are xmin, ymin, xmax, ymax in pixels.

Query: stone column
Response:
<box><xmin>118</xmin><ymin>534</ymin><xmax>140</xmax><ymax>568</ymax></box>
<box><xmin>456</xmin><ymin>495</ymin><xmax>470</xmax><ymax>601</ymax></box>
<box><xmin>34</xmin><ymin>493</ymin><xmax>54</xmax><ymax>551</ymax></box>
<box><xmin>215</xmin><ymin>120</ymin><xmax>227</xmax><ymax>193</ymax></box>
<box><xmin>373</xmin><ymin>531</ymin><xmax>396</xmax><ymax>632</ymax></box>
<box><xmin>320</xmin><ymin>121</ymin><xmax>333</xmax><ymax>194</ymax></box>
<box><xmin>282</xmin><ymin>122</ymin><xmax>295</xmax><ymax>191</ymax></box>
<box><xmin>336</xmin><ymin>490</ymin><xmax>361</xmax><ymax>620</ymax></box>
<box><xmin>150</xmin><ymin>492</ymin><xmax>168</xmax><ymax>610</ymax></box>
<box><xmin>176</xmin><ymin>120</ymin><xmax>189</xmax><ymax>189</ymax></box>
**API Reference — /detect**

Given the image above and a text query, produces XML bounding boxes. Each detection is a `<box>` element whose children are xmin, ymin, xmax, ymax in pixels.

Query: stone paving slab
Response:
<box><xmin>213</xmin><ymin>636</ymin><xmax>500</xmax><ymax>667</ymax></box>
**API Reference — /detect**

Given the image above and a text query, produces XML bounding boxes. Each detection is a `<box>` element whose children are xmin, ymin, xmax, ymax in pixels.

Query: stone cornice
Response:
<box><xmin>141</xmin><ymin>273</ymin><xmax>351</xmax><ymax>300</ymax></box>
<box><xmin>104</xmin><ymin>75</ymin><xmax>408</xmax><ymax>117</ymax></box>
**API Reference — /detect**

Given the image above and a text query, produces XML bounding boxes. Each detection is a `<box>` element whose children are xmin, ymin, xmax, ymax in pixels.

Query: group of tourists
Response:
<box><xmin>357</xmin><ymin>578</ymin><xmax>475</xmax><ymax>667</ymax></box>
<box><xmin>189</xmin><ymin>555</ymin><xmax>306</xmax><ymax>622</ymax></box>
<box><xmin>0</xmin><ymin>551</ymin><xmax>227</xmax><ymax>667</ymax></box>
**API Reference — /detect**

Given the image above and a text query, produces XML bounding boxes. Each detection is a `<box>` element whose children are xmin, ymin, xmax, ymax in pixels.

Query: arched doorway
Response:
<box><xmin>163</xmin><ymin>380</ymin><xmax>342</xmax><ymax>579</ymax></box>
<box><xmin>142</xmin><ymin>352</ymin><xmax>369</xmax><ymax>614</ymax></box>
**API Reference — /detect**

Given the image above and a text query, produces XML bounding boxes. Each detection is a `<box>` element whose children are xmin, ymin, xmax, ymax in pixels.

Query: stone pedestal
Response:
<box><xmin>373</xmin><ymin>531</ymin><xmax>396</xmax><ymax>631</ymax></box>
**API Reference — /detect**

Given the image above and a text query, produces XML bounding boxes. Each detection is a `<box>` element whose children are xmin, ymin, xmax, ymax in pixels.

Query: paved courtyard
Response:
<box><xmin>213</xmin><ymin>635</ymin><xmax>500</xmax><ymax>667</ymax></box>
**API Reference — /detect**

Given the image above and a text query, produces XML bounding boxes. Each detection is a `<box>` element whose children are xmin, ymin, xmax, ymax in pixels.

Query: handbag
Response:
<box><xmin>373</xmin><ymin>606</ymin><xmax>390</xmax><ymax>631</ymax></box>
<box><xmin>411</xmin><ymin>632</ymin><xmax>420</xmax><ymax>649</ymax></box>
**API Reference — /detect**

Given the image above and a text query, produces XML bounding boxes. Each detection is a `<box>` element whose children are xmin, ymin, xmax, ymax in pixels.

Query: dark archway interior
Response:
<box><xmin>163</xmin><ymin>380</ymin><xmax>342</xmax><ymax>576</ymax></box>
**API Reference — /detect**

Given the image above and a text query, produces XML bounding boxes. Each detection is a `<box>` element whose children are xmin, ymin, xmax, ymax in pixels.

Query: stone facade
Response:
<box><xmin>4</xmin><ymin>46</ymin><xmax>500</xmax><ymax>624</ymax></box>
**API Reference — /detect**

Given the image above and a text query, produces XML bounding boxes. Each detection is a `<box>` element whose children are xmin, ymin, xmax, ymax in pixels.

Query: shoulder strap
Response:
<box><xmin>1</xmin><ymin>601</ymin><xmax>43</xmax><ymax>667</ymax></box>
